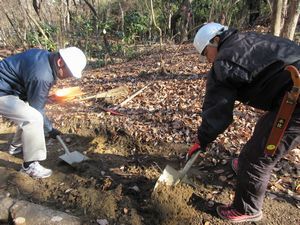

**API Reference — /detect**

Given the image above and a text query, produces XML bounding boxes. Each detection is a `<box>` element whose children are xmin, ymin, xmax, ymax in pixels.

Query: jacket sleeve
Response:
<box><xmin>198</xmin><ymin>60</ymin><xmax>251</xmax><ymax>147</ymax></box>
<box><xmin>198</xmin><ymin>69</ymin><xmax>237</xmax><ymax>147</ymax></box>
<box><xmin>25</xmin><ymin>79</ymin><xmax>53</xmax><ymax>132</ymax></box>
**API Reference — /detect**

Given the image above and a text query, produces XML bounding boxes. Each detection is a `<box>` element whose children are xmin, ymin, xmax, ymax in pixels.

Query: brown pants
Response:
<box><xmin>232</xmin><ymin>104</ymin><xmax>300</xmax><ymax>214</ymax></box>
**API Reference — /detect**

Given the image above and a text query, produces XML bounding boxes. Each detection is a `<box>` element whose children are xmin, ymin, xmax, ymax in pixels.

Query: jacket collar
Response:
<box><xmin>49</xmin><ymin>53</ymin><xmax>58</xmax><ymax>82</ymax></box>
<box><xmin>218</xmin><ymin>28</ymin><xmax>238</xmax><ymax>48</ymax></box>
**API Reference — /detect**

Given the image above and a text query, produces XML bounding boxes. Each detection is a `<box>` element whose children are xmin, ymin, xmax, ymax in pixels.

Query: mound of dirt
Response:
<box><xmin>152</xmin><ymin>184</ymin><xmax>200</xmax><ymax>225</ymax></box>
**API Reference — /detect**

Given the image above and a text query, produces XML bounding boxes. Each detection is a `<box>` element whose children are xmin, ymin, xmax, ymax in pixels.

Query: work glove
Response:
<box><xmin>48</xmin><ymin>128</ymin><xmax>62</xmax><ymax>139</ymax></box>
<box><xmin>186</xmin><ymin>142</ymin><xmax>202</xmax><ymax>161</ymax></box>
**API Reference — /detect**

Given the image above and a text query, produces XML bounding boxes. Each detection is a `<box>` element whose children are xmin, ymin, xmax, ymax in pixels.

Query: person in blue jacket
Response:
<box><xmin>187</xmin><ymin>22</ymin><xmax>300</xmax><ymax>223</ymax></box>
<box><xmin>0</xmin><ymin>47</ymin><xmax>87</xmax><ymax>178</ymax></box>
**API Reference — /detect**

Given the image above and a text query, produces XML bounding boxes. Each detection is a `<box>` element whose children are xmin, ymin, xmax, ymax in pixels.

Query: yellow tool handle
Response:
<box><xmin>264</xmin><ymin>65</ymin><xmax>300</xmax><ymax>156</ymax></box>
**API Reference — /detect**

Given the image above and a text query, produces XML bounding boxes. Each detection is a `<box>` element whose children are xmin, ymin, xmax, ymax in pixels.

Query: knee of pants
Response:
<box><xmin>22</xmin><ymin>110</ymin><xmax>44</xmax><ymax>126</ymax></box>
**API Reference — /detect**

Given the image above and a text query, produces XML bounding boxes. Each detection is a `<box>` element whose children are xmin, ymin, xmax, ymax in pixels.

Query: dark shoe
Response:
<box><xmin>216</xmin><ymin>205</ymin><xmax>262</xmax><ymax>223</ymax></box>
<box><xmin>231</xmin><ymin>158</ymin><xmax>238</xmax><ymax>175</ymax></box>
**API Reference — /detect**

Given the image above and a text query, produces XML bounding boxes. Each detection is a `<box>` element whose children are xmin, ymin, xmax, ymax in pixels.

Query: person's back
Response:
<box><xmin>0</xmin><ymin>49</ymin><xmax>54</xmax><ymax>100</ymax></box>
<box><xmin>210</xmin><ymin>29</ymin><xmax>300</xmax><ymax>110</ymax></box>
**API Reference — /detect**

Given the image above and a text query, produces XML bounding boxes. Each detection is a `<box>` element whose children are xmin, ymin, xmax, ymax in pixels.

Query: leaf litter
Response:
<box><xmin>0</xmin><ymin>43</ymin><xmax>299</xmax><ymax>224</ymax></box>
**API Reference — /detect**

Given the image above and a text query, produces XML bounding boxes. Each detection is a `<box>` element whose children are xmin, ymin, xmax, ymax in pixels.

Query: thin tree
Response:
<box><xmin>83</xmin><ymin>0</ymin><xmax>114</xmax><ymax>63</ymax></box>
<box><xmin>1</xmin><ymin>7</ymin><xmax>27</xmax><ymax>48</ymax></box>
<box><xmin>271</xmin><ymin>0</ymin><xmax>283</xmax><ymax>36</ymax></box>
<box><xmin>150</xmin><ymin>0</ymin><xmax>162</xmax><ymax>45</ymax></box>
<box><xmin>281</xmin><ymin>0</ymin><xmax>300</xmax><ymax>40</ymax></box>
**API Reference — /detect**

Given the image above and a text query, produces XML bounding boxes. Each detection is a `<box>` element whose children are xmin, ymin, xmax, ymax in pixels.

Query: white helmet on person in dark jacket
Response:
<box><xmin>193</xmin><ymin>22</ymin><xmax>228</xmax><ymax>55</ymax></box>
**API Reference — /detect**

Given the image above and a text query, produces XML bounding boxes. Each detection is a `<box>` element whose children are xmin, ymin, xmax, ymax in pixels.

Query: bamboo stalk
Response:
<box><xmin>78</xmin><ymin>86</ymin><xmax>129</xmax><ymax>101</ymax></box>
<box><xmin>113</xmin><ymin>83</ymin><xmax>153</xmax><ymax>110</ymax></box>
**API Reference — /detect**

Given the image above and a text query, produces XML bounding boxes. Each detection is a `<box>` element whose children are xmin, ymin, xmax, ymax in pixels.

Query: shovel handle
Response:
<box><xmin>174</xmin><ymin>150</ymin><xmax>202</xmax><ymax>185</ymax></box>
<box><xmin>56</xmin><ymin>135</ymin><xmax>71</xmax><ymax>154</ymax></box>
<box><xmin>181</xmin><ymin>150</ymin><xmax>201</xmax><ymax>176</ymax></box>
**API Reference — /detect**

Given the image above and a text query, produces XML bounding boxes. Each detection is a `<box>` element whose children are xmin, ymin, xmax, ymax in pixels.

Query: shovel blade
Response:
<box><xmin>59</xmin><ymin>151</ymin><xmax>89</xmax><ymax>165</ymax></box>
<box><xmin>154</xmin><ymin>165</ymin><xmax>181</xmax><ymax>190</ymax></box>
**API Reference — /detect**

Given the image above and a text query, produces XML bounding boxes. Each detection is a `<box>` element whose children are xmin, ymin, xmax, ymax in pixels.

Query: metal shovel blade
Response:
<box><xmin>154</xmin><ymin>151</ymin><xmax>201</xmax><ymax>190</ymax></box>
<box><xmin>154</xmin><ymin>165</ymin><xmax>182</xmax><ymax>190</ymax></box>
<box><xmin>59</xmin><ymin>151</ymin><xmax>89</xmax><ymax>165</ymax></box>
<box><xmin>57</xmin><ymin>135</ymin><xmax>89</xmax><ymax>165</ymax></box>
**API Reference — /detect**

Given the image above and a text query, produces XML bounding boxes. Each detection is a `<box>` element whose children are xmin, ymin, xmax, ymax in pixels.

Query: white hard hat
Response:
<box><xmin>59</xmin><ymin>47</ymin><xmax>87</xmax><ymax>78</ymax></box>
<box><xmin>193</xmin><ymin>22</ymin><xmax>227</xmax><ymax>55</ymax></box>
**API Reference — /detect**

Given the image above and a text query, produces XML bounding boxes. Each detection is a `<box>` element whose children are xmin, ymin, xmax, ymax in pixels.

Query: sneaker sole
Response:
<box><xmin>216</xmin><ymin>206</ymin><xmax>263</xmax><ymax>223</ymax></box>
<box><xmin>20</xmin><ymin>170</ymin><xmax>52</xmax><ymax>179</ymax></box>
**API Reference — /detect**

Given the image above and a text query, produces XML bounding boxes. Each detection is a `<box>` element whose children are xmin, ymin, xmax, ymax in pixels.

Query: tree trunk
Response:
<box><xmin>32</xmin><ymin>0</ymin><xmax>42</xmax><ymax>20</ymax></box>
<box><xmin>208</xmin><ymin>0</ymin><xmax>215</xmax><ymax>22</ymax></box>
<box><xmin>83</xmin><ymin>0</ymin><xmax>98</xmax><ymax>18</ymax></box>
<box><xmin>247</xmin><ymin>0</ymin><xmax>261</xmax><ymax>26</ymax></box>
<box><xmin>179</xmin><ymin>0</ymin><xmax>193</xmax><ymax>43</ymax></box>
<box><xmin>119</xmin><ymin>2</ymin><xmax>124</xmax><ymax>34</ymax></box>
<box><xmin>1</xmin><ymin>7</ymin><xmax>27</xmax><ymax>48</ymax></box>
<box><xmin>281</xmin><ymin>0</ymin><xmax>300</xmax><ymax>40</ymax></box>
<box><xmin>170</xmin><ymin>0</ymin><xmax>193</xmax><ymax>43</ymax></box>
<box><xmin>150</xmin><ymin>0</ymin><xmax>162</xmax><ymax>45</ymax></box>
<box><xmin>271</xmin><ymin>0</ymin><xmax>283</xmax><ymax>36</ymax></box>
<box><xmin>219</xmin><ymin>13</ymin><xmax>226</xmax><ymax>25</ymax></box>
<box><xmin>66</xmin><ymin>0</ymin><xmax>71</xmax><ymax>31</ymax></box>
<box><xmin>170</xmin><ymin>12</ymin><xmax>180</xmax><ymax>39</ymax></box>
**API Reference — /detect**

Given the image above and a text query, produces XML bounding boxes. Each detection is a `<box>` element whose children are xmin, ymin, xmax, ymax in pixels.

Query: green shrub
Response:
<box><xmin>124</xmin><ymin>11</ymin><xmax>149</xmax><ymax>44</ymax></box>
<box><xmin>26</xmin><ymin>23</ymin><xmax>57</xmax><ymax>50</ymax></box>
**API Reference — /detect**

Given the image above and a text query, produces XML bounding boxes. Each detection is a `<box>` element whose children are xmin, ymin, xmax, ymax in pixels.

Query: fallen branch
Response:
<box><xmin>96</xmin><ymin>83</ymin><xmax>153</xmax><ymax>116</ymax></box>
<box><xmin>112</xmin><ymin>83</ymin><xmax>153</xmax><ymax>110</ymax></box>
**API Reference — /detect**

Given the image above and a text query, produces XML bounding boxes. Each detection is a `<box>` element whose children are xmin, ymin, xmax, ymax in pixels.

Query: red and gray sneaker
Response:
<box><xmin>231</xmin><ymin>158</ymin><xmax>238</xmax><ymax>175</ymax></box>
<box><xmin>217</xmin><ymin>205</ymin><xmax>262</xmax><ymax>223</ymax></box>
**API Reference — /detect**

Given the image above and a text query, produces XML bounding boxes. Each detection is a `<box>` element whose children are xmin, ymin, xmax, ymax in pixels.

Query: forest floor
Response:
<box><xmin>0</xmin><ymin>41</ymin><xmax>299</xmax><ymax>225</ymax></box>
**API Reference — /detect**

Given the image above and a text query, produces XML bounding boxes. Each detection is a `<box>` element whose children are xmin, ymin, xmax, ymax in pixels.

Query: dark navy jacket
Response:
<box><xmin>0</xmin><ymin>49</ymin><xmax>57</xmax><ymax>132</ymax></box>
<box><xmin>198</xmin><ymin>29</ymin><xmax>300</xmax><ymax>147</ymax></box>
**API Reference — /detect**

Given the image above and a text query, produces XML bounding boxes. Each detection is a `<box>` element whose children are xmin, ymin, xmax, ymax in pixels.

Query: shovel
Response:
<box><xmin>56</xmin><ymin>135</ymin><xmax>89</xmax><ymax>165</ymax></box>
<box><xmin>154</xmin><ymin>151</ymin><xmax>201</xmax><ymax>190</ymax></box>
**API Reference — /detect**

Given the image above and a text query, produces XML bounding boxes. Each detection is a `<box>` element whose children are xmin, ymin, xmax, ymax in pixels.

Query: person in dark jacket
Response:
<box><xmin>0</xmin><ymin>47</ymin><xmax>87</xmax><ymax>178</ymax></box>
<box><xmin>187</xmin><ymin>22</ymin><xmax>300</xmax><ymax>223</ymax></box>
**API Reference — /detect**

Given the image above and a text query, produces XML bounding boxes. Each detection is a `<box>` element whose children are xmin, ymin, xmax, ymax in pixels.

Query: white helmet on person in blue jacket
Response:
<box><xmin>59</xmin><ymin>47</ymin><xmax>87</xmax><ymax>78</ymax></box>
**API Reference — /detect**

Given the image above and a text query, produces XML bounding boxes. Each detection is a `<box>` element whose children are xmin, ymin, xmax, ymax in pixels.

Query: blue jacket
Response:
<box><xmin>0</xmin><ymin>49</ymin><xmax>57</xmax><ymax>132</ymax></box>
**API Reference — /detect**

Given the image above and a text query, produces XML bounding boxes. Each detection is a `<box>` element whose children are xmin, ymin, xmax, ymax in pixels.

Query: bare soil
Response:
<box><xmin>0</xmin><ymin>44</ymin><xmax>299</xmax><ymax>225</ymax></box>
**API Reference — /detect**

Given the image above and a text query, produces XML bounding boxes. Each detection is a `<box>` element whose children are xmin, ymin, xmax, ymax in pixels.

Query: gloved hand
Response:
<box><xmin>186</xmin><ymin>142</ymin><xmax>201</xmax><ymax>161</ymax></box>
<box><xmin>48</xmin><ymin>128</ymin><xmax>62</xmax><ymax>139</ymax></box>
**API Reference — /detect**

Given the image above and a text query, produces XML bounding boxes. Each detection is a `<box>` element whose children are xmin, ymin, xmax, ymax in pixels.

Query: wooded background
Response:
<box><xmin>0</xmin><ymin>0</ymin><xmax>299</xmax><ymax>65</ymax></box>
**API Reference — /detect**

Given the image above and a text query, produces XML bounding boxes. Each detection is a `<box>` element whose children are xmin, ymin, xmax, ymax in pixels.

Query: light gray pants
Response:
<box><xmin>0</xmin><ymin>95</ymin><xmax>47</xmax><ymax>162</ymax></box>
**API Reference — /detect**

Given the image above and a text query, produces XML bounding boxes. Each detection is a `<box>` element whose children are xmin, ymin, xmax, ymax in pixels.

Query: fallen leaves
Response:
<box><xmin>47</xmin><ymin>43</ymin><xmax>299</xmax><ymax>206</ymax></box>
